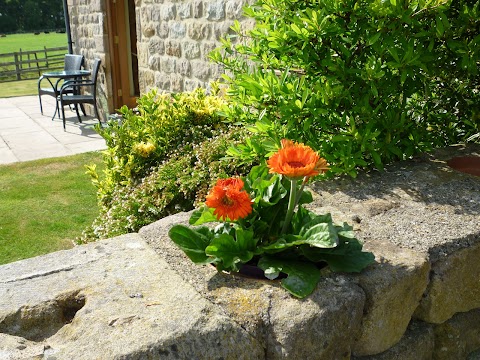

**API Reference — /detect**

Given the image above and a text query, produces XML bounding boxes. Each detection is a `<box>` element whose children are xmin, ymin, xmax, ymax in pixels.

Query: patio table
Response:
<box><xmin>39</xmin><ymin>69</ymin><xmax>91</xmax><ymax>119</ymax></box>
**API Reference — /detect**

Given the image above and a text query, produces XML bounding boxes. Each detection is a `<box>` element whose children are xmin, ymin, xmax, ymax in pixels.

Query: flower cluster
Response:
<box><xmin>133</xmin><ymin>141</ymin><xmax>156</xmax><ymax>158</ymax></box>
<box><xmin>205</xmin><ymin>178</ymin><xmax>252</xmax><ymax>221</ymax></box>
<box><xmin>169</xmin><ymin>139</ymin><xmax>374</xmax><ymax>298</ymax></box>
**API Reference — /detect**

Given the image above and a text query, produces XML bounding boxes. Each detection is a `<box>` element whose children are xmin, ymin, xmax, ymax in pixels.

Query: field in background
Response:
<box><xmin>0</xmin><ymin>32</ymin><xmax>67</xmax><ymax>53</ymax></box>
<box><xmin>0</xmin><ymin>151</ymin><xmax>103</xmax><ymax>265</ymax></box>
<box><xmin>0</xmin><ymin>33</ymin><xmax>68</xmax><ymax>96</ymax></box>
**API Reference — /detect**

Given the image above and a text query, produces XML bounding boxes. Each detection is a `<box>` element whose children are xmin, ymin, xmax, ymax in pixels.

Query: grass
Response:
<box><xmin>0</xmin><ymin>79</ymin><xmax>38</xmax><ymax>97</ymax></box>
<box><xmin>0</xmin><ymin>32</ymin><xmax>68</xmax><ymax>54</ymax></box>
<box><xmin>0</xmin><ymin>32</ymin><xmax>68</xmax><ymax>93</ymax></box>
<box><xmin>0</xmin><ymin>151</ymin><xmax>103</xmax><ymax>265</ymax></box>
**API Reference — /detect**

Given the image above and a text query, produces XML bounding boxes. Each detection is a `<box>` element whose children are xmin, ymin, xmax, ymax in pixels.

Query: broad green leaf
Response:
<box><xmin>235</xmin><ymin>227</ymin><xmax>258</xmax><ymax>253</ymax></box>
<box><xmin>205</xmin><ymin>233</ymin><xmax>254</xmax><ymax>270</ymax></box>
<box><xmin>189</xmin><ymin>206</ymin><xmax>218</xmax><ymax>225</ymax></box>
<box><xmin>368</xmin><ymin>32</ymin><xmax>382</xmax><ymax>45</ymax></box>
<box><xmin>300</xmin><ymin>222</ymin><xmax>338</xmax><ymax>248</ymax></box>
<box><xmin>300</xmin><ymin>238</ymin><xmax>375</xmax><ymax>272</ymax></box>
<box><xmin>258</xmin><ymin>257</ymin><xmax>321</xmax><ymax>298</ymax></box>
<box><xmin>168</xmin><ymin>225</ymin><xmax>212</xmax><ymax>264</ymax></box>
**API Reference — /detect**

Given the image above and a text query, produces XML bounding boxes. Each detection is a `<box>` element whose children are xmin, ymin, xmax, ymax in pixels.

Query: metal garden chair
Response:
<box><xmin>58</xmin><ymin>58</ymin><xmax>102</xmax><ymax>130</ymax></box>
<box><xmin>38</xmin><ymin>54</ymin><xmax>84</xmax><ymax>117</ymax></box>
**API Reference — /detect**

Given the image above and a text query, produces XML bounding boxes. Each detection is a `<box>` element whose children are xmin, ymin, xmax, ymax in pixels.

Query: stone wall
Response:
<box><xmin>68</xmin><ymin>0</ymin><xmax>112</xmax><ymax>113</ymax></box>
<box><xmin>68</xmin><ymin>0</ymin><xmax>254</xmax><ymax>113</ymax></box>
<box><xmin>136</xmin><ymin>0</ymin><xmax>253</xmax><ymax>93</ymax></box>
<box><xmin>1</xmin><ymin>145</ymin><xmax>479</xmax><ymax>359</ymax></box>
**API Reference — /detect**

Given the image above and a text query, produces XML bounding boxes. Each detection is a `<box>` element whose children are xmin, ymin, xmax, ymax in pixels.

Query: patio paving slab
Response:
<box><xmin>0</xmin><ymin>95</ymin><xmax>106</xmax><ymax>165</ymax></box>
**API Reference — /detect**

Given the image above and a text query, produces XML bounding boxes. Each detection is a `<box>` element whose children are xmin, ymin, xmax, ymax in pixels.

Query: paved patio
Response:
<box><xmin>0</xmin><ymin>95</ymin><xmax>106</xmax><ymax>165</ymax></box>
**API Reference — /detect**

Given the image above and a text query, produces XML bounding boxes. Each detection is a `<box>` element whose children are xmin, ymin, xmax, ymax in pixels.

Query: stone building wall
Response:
<box><xmin>68</xmin><ymin>0</ymin><xmax>254</xmax><ymax>113</ymax></box>
<box><xmin>136</xmin><ymin>0</ymin><xmax>253</xmax><ymax>93</ymax></box>
<box><xmin>68</xmin><ymin>0</ymin><xmax>112</xmax><ymax>112</ymax></box>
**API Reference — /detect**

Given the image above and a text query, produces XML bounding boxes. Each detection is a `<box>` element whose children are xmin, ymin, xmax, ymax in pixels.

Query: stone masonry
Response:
<box><xmin>1</xmin><ymin>145</ymin><xmax>478</xmax><ymax>359</ymax></box>
<box><xmin>68</xmin><ymin>0</ymin><xmax>254</xmax><ymax>113</ymax></box>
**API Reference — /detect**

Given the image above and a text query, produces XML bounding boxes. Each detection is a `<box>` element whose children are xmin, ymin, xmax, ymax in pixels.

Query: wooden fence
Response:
<box><xmin>0</xmin><ymin>46</ymin><xmax>68</xmax><ymax>82</ymax></box>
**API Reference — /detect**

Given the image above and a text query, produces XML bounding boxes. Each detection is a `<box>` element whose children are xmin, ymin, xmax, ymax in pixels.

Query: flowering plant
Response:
<box><xmin>169</xmin><ymin>140</ymin><xmax>375</xmax><ymax>298</ymax></box>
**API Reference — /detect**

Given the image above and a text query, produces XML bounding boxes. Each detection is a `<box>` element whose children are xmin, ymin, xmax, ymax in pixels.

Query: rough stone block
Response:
<box><xmin>414</xmin><ymin>242</ymin><xmax>480</xmax><ymax>324</ymax></box>
<box><xmin>93</xmin><ymin>34</ymin><xmax>107</xmax><ymax>52</ymax></box>
<box><xmin>193</xmin><ymin>0</ymin><xmax>203</xmax><ymax>18</ymax></box>
<box><xmin>350</xmin><ymin>239</ymin><xmax>430</xmax><ymax>356</ymax></box>
<box><xmin>137</xmin><ymin>43</ymin><xmax>149</xmax><ymax>66</ymax></box>
<box><xmin>201</xmin><ymin>41</ymin><xmax>218</xmax><ymax>57</ymax></box>
<box><xmin>177</xmin><ymin>3</ymin><xmax>191</xmax><ymax>18</ymax></box>
<box><xmin>188</xmin><ymin>23</ymin><xmax>211</xmax><ymax>40</ymax></box>
<box><xmin>142</xmin><ymin>25</ymin><xmax>155</xmax><ymax>37</ymax></box>
<box><xmin>183</xmin><ymin>41</ymin><xmax>201</xmax><ymax>59</ymax></box>
<box><xmin>148</xmin><ymin>54</ymin><xmax>162</xmax><ymax>71</ymax></box>
<box><xmin>0</xmin><ymin>234</ymin><xmax>264</xmax><ymax>359</ymax></box>
<box><xmin>176</xmin><ymin>58</ymin><xmax>191</xmax><ymax>76</ymax></box>
<box><xmin>352</xmin><ymin>321</ymin><xmax>435</xmax><ymax>360</ymax></box>
<box><xmin>191</xmin><ymin>60</ymin><xmax>211</xmax><ymax>80</ymax></box>
<box><xmin>213</xmin><ymin>21</ymin><xmax>234</xmax><ymax>39</ymax></box>
<box><xmin>139</xmin><ymin>213</ymin><xmax>366</xmax><ymax>360</ymax></box>
<box><xmin>154</xmin><ymin>72</ymin><xmax>170</xmax><ymax>91</ymax></box>
<box><xmin>148</xmin><ymin>36</ymin><xmax>165</xmax><ymax>55</ymax></box>
<box><xmin>160</xmin><ymin>4</ymin><xmax>176</xmax><ymax>21</ymax></box>
<box><xmin>169</xmin><ymin>21</ymin><xmax>186</xmax><ymax>39</ymax></box>
<box><xmin>160</xmin><ymin>56</ymin><xmax>176</xmax><ymax>73</ymax></box>
<box><xmin>170</xmin><ymin>73</ymin><xmax>183</xmax><ymax>92</ymax></box>
<box><xmin>165</xmin><ymin>39</ymin><xmax>181</xmax><ymax>57</ymax></box>
<box><xmin>226</xmin><ymin>0</ymin><xmax>245</xmax><ymax>19</ymax></box>
<box><xmin>157</xmin><ymin>22</ymin><xmax>169</xmax><ymax>38</ymax></box>
<box><xmin>433</xmin><ymin>308</ymin><xmax>480</xmax><ymax>360</ymax></box>
<box><xmin>206</xmin><ymin>0</ymin><xmax>225</xmax><ymax>20</ymax></box>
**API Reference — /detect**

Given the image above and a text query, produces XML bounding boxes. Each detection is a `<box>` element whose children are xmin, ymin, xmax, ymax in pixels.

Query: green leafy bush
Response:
<box><xmin>81</xmin><ymin>127</ymin><xmax>256</xmax><ymax>242</ymax></box>
<box><xmin>86</xmin><ymin>87</ymin><xmax>229</xmax><ymax>204</ymax></box>
<box><xmin>212</xmin><ymin>0</ymin><xmax>480</xmax><ymax>177</ymax></box>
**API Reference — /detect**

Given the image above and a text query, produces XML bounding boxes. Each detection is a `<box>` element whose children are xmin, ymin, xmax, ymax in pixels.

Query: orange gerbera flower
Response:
<box><xmin>205</xmin><ymin>178</ymin><xmax>253</xmax><ymax>221</ymax></box>
<box><xmin>267</xmin><ymin>139</ymin><xmax>329</xmax><ymax>179</ymax></box>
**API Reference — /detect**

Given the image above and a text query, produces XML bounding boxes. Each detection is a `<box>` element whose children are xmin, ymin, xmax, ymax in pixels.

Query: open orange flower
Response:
<box><xmin>205</xmin><ymin>178</ymin><xmax>252</xmax><ymax>221</ymax></box>
<box><xmin>267</xmin><ymin>139</ymin><xmax>329</xmax><ymax>179</ymax></box>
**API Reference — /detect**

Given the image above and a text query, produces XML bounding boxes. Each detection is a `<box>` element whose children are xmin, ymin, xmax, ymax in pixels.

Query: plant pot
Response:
<box><xmin>447</xmin><ymin>156</ymin><xmax>480</xmax><ymax>177</ymax></box>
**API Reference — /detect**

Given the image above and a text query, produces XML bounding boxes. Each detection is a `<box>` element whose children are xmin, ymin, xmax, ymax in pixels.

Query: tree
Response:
<box><xmin>0</xmin><ymin>0</ymin><xmax>64</xmax><ymax>33</ymax></box>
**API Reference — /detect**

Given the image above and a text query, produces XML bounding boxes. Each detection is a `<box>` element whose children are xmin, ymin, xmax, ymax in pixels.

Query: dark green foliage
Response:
<box><xmin>211</xmin><ymin>0</ymin><xmax>480</xmax><ymax>177</ymax></box>
<box><xmin>0</xmin><ymin>0</ymin><xmax>65</xmax><ymax>33</ymax></box>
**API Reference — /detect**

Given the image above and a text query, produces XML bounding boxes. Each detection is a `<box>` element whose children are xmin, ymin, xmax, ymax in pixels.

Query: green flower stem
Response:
<box><xmin>293</xmin><ymin>176</ymin><xmax>308</xmax><ymax>210</ymax></box>
<box><xmin>281</xmin><ymin>178</ymin><xmax>299</xmax><ymax>234</ymax></box>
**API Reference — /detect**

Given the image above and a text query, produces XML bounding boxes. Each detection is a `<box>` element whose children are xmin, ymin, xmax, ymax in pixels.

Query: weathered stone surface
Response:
<box><xmin>414</xmin><ymin>242</ymin><xmax>480</xmax><ymax>324</ymax></box>
<box><xmin>349</xmin><ymin>239</ymin><xmax>430</xmax><ymax>356</ymax></box>
<box><xmin>309</xmin><ymin>145</ymin><xmax>480</xmax><ymax>329</ymax></box>
<box><xmin>0</xmin><ymin>234</ymin><xmax>264</xmax><ymax>359</ymax></box>
<box><xmin>468</xmin><ymin>349</ymin><xmax>480</xmax><ymax>360</ymax></box>
<box><xmin>205</xmin><ymin>0</ymin><xmax>225</xmax><ymax>20</ymax></box>
<box><xmin>433</xmin><ymin>308</ymin><xmax>480</xmax><ymax>360</ymax></box>
<box><xmin>352</xmin><ymin>321</ymin><xmax>435</xmax><ymax>360</ymax></box>
<box><xmin>170</xmin><ymin>21</ymin><xmax>186</xmax><ymax>38</ymax></box>
<box><xmin>139</xmin><ymin>214</ymin><xmax>366</xmax><ymax>359</ymax></box>
<box><xmin>183</xmin><ymin>41</ymin><xmax>201</xmax><ymax>59</ymax></box>
<box><xmin>191</xmin><ymin>59</ymin><xmax>211</xmax><ymax>80</ymax></box>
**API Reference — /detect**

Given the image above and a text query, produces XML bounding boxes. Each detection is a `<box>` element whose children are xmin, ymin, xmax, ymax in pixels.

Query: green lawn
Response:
<box><xmin>0</xmin><ymin>152</ymin><xmax>103</xmax><ymax>265</ymax></box>
<box><xmin>0</xmin><ymin>32</ymin><xmax>68</xmax><ymax>53</ymax></box>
